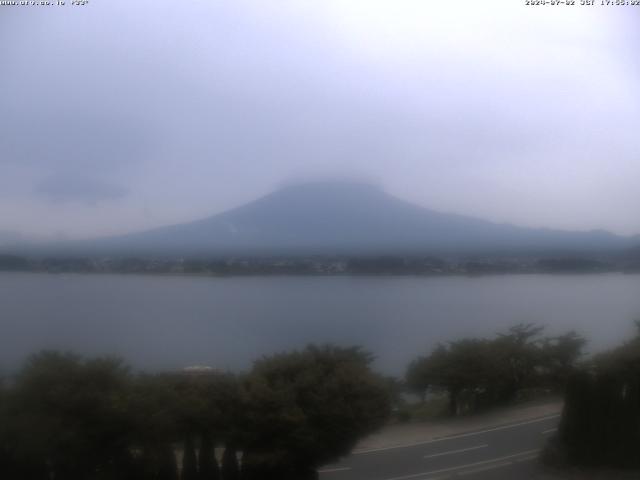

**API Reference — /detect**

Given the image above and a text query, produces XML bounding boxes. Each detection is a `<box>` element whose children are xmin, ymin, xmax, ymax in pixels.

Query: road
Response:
<box><xmin>318</xmin><ymin>414</ymin><xmax>559</xmax><ymax>480</ymax></box>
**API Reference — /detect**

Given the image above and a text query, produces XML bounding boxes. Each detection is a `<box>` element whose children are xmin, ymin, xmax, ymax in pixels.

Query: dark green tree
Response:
<box><xmin>157</xmin><ymin>443</ymin><xmax>179</xmax><ymax>480</ymax></box>
<box><xmin>492</xmin><ymin>323</ymin><xmax>545</xmax><ymax>402</ymax></box>
<box><xmin>539</xmin><ymin>331</ymin><xmax>586</xmax><ymax>389</ymax></box>
<box><xmin>182</xmin><ymin>435</ymin><xmax>198</xmax><ymax>480</ymax></box>
<box><xmin>406</xmin><ymin>339</ymin><xmax>498</xmax><ymax>415</ymax></box>
<box><xmin>550</xmin><ymin>323</ymin><xmax>640</xmax><ymax>468</ymax></box>
<box><xmin>221</xmin><ymin>446</ymin><xmax>240</xmax><ymax>480</ymax></box>
<box><xmin>407</xmin><ymin>324</ymin><xmax>582</xmax><ymax>416</ymax></box>
<box><xmin>128</xmin><ymin>374</ymin><xmax>182</xmax><ymax>479</ymax></box>
<box><xmin>8</xmin><ymin>352</ymin><xmax>136</xmax><ymax>480</ymax></box>
<box><xmin>240</xmin><ymin>345</ymin><xmax>390</xmax><ymax>479</ymax></box>
<box><xmin>198</xmin><ymin>432</ymin><xmax>220</xmax><ymax>480</ymax></box>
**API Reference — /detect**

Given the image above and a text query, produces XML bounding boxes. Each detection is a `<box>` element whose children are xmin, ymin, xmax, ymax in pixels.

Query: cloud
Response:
<box><xmin>0</xmin><ymin>111</ymin><xmax>150</xmax><ymax>172</ymax></box>
<box><xmin>36</xmin><ymin>175</ymin><xmax>128</xmax><ymax>205</ymax></box>
<box><xmin>1</xmin><ymin>1</ymin><xmax>639</xmax><ymax>237</ymax></box>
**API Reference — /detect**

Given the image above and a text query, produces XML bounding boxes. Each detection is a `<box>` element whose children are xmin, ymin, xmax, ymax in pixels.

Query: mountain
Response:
<box><xmin>73</xmin><ymin>181</ymin><xmax>637</xmax><ymax>257</ymax></box>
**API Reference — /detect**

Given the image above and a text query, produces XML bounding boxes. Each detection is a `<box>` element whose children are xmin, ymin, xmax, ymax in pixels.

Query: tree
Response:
<box><xmin>0</xmin><ymin>373</ymin><xmax>49</xmax><ymax>480</ymax></box>
<box><xmin>549</xmin><ymin>323</ymin><xmax>640</xmax><ymax>468</ymax></box>
<box><xmin>156</xmin><ymin>444</ymin><xmax>179</xmax><ymax>480</ymax></box>
<box><xmin>406</xmin><ymin>339</ymin><xmax>499</xmax><ymax>415</ymax></box>
<box><xmin>406</xmin><ymin>349</ymin><xmax>439</xmax><ymax>402</ymax></box>
<box><xmin>239</xmin><ymin>345</ymin><xmax>391</xmax><ymax>479</ymax></box>
<box><xmin>128</xmin><ymin>369</ymin><xmax>241</xmax><ymax>480</ymax></box>
<box><xmin>406</xmin><ymin>324</ymin><xmax>583</xmax><ymax>416</ymax></box>
<box><xmin>221</xmin><ymin>446</ymin><xmax>240</xmax><ymax>480</ymax></box>
<box><xmin>0</xmin><ymin>346</ymin><xmax>389</xmax><ymax>480</ymax></box>
<box><xmin>492</xmin><ymin>323</ymin><xmax>545</xmax><ymax>402</ymax></box>
<box><xmin>8</xmin><ymin>351</ymin><xmax>135</xmax><ymax>480</ymax></box>
<box><xmin>198</xmin><ymin>432</ymin><xmax>220</xmax><ymax>480</ymax></box>
<box><xmin>539</xmin><ymin>331</ymin><xmax>586</xmax><ymax>389</ymax></box>
<box><xmin>0</xmin><ymin>379</ymin><xmax>18</xmax><ymax>478</ymax></box>
<box><xmin>182</xmin><ymin>435</ymin><xmax>198</xmax><ymax>480</ymax></box>
<box><xmin>128</xmin><ymin>374</ymin><xmax>181</xmax><ymax>479</ymax></box>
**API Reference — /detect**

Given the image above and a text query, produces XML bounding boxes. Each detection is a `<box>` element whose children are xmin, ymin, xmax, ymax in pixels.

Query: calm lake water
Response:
<box><xmin>1</xmin><ymin>272</ymin><xmax>640</xmax><ymax>376</ymax></box>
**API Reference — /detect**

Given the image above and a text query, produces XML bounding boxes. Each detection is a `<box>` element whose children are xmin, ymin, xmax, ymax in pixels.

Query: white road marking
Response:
<box><xmin>318</xmin><ymin>467</ymin><xmax>352</xmax><ymax>473</ymax></box>
<box><xmin>514</xmin><ymin>454</ymin><xmax>539</xmax><ymax>463</ymax></box>
<box><xmin>541</xmin><ymin>428</ymin><xmax>557</xmax><ymax>435</ymax></box>
<box><xmin>354</xmin><ymin>414</ymin><xmax>560</xmax><ymax>455</ymax></box>
<box><xmin>423</xmin><ymin>444</ymin><xmax>488</xmax><ymax>460</ymax></box>
<box><xmin>381</xmin><ymin>449</ymin><xmax>540</xmax><ymax>480</ymax></box>
<box><xmin>459</xmin><ymin>453</ymin><xmax>539</xmax><ymax>475</ymax></box>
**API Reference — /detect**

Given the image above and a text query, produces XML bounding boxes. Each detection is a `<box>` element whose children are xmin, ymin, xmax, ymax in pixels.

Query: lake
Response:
<box><xmin>1</xmin><ymin>272</ymin><xmax>639</xmax><ymax>376</ymax></box>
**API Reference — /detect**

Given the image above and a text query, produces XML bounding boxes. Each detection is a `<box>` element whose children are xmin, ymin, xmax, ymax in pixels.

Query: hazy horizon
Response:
<box><xmin>2</xmin><ymin>1</ymin><xmax>640</xmax><ymax>240</ymax></box>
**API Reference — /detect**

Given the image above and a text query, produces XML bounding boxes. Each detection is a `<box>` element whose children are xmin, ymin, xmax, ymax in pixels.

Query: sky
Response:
<box><xmin>1</xmin><ymin>0</ymin><xmax>639</xmax><ymax>240</ymax></box>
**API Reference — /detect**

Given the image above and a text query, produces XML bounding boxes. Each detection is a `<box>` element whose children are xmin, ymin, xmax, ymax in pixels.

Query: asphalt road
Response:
<box><xmin>318</xmin><ymin>414</ymin><xmax>560</xmax><ymax>480</ymax></box>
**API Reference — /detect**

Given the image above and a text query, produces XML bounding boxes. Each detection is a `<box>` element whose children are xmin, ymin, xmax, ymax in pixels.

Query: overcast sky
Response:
<box><xmin>1</xmin><ymin>0</ymin><xmax>639</xmax><ymax>239</ymax></box>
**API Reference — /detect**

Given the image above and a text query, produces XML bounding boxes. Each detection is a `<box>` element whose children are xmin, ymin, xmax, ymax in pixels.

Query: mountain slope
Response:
<box><xmin>84</xmin><ymin>182</ymin><xmax>636</xmax><ymax>256</ymax></box>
